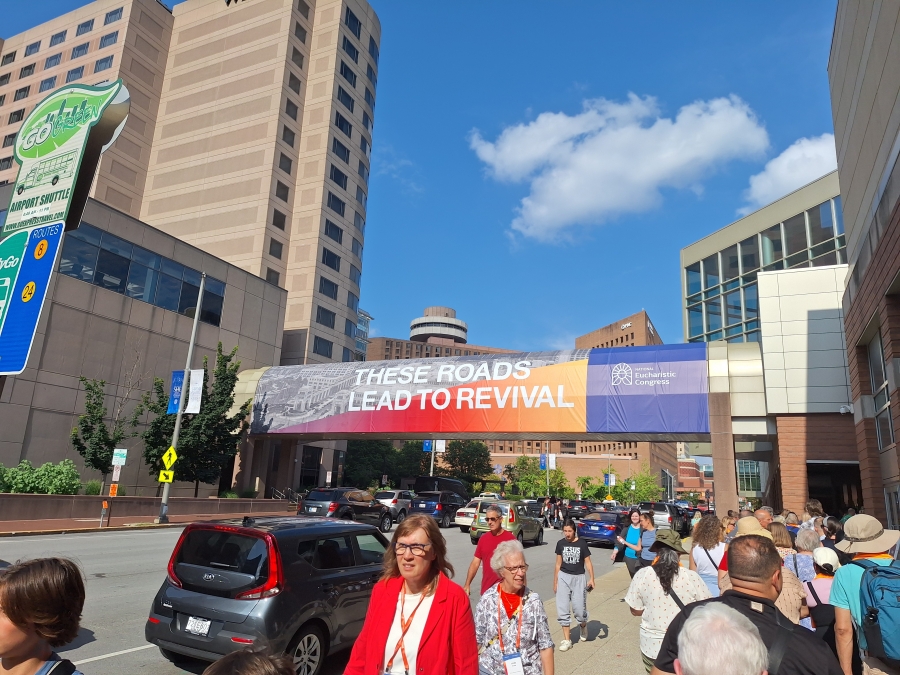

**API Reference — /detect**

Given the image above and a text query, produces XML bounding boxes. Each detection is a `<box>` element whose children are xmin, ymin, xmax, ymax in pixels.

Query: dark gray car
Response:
<box><xmin>145</xmin><ymin>517</ymin><xmax>389</xmax><ymax>675</ymax></box>
<box><xmin>300</xmin><ymin>488</ymin><xmax>393</xmax><ymax>532</ymax></box>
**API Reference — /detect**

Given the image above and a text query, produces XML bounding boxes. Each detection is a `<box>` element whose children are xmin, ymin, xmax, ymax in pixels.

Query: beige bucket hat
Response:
<box><xmin>835</xmin><ymin>514</ymin><xmax>900</xmax><ymax>554</ymax></box>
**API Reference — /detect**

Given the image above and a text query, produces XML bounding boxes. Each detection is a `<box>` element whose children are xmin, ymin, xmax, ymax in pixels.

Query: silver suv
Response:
<box><xmin>639</xmin><ymin>502</ymin><xmax>686</xmax><ymax>532</ymax></box>
<box><xmin>375</xmin><ymin>489</ymin><xmax>413</xmax><ymax>523</ymax></box>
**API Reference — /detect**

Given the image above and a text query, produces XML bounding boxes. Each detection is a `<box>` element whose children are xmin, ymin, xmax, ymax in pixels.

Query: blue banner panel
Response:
<box><xmin>586</xmin><ymin>343</ymin><xmax>709</xmax><ymax>434</ymax></box>
<box><xmin>167</xmin><ymin>370</ymin><xmax>184</xmax><ymax>414</ymax></box>
<box><xmin>0</xmin><ymin>223</ymin><xmax>64</xmax><ymax>375</ymax></box>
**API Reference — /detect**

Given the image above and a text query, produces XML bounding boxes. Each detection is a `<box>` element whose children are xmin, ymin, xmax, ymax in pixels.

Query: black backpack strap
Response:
<box><xmin>805</xmin><ymin>580</ymin><xmax>823</xmax><ymax>606</ymax></box>
<box><xmin>667</xmin><ymin>588</ymin><xmax>686</xmax><ymax>611</ymax></box>
<box><xmin>703</xmin><ymin>547</ymin><xmax>716</xmax><ymax>568</ymax></box>
<box><xmin>47</xmin><ymin>660</ymin><xmax>77</xmax><ymax>675</ymax></box>
<box><xmin>768</xmin><ymin>613</ymin><xmax>796</xmax><ymax>675</ymax></box>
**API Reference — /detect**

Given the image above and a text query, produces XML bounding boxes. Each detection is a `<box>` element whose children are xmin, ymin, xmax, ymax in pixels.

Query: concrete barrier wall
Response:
<box><xmin>0</xmin><ymin>494</ymin><xmax>292</xmax><ymax>521</ymax></box>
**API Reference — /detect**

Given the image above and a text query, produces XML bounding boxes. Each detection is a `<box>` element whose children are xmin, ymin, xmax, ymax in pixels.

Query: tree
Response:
<box><xmin>396</xmin><ymin>441</ymin><xmax>431</xmax><ymax>481</ymax></box>
<box><xmin>549</xmin><ymin>469</ymin><xmax>573</xmax><ymax>498</ymax></box>
<box><xmin>71</xmin><ymin>377</ymin><xmax>142</xmax><ymax>488</ymax></box>
<box><xmin>507</xmin><ymin>456</ymin><xmax>544</xmax><ymax>497</ymax></box>
<box><xmin>608</xmin><ymin>463</ymin><xmax>663</xmax><ymax>504</ymax></box>
<box><xmin>345</xmin><ymin>440</ymin><xmax>396</xmax><ymax>488</ymax></box>
<box><xmin>443</xmin><ymin>440</ymin><xmax>492</xmax><ymax>489</ymax></box>
<box><xmin>576</xmin><ymin>475</ymin><xmax>594</xmax><ymax>496</ymax></box>
<box><xmin>142</xmin><ymin>344</ymin><xmax>251</xmax><ymax>497</ymax></box>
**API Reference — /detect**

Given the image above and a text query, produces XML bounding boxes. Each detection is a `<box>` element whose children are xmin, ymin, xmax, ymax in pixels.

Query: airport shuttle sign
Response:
<box><xmin>250</xmin><ymin>344</ymin><xmax>710</xmax><ymax>437</ymax></box>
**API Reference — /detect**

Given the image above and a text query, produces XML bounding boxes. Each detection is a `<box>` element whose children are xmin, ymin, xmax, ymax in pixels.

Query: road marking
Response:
<box><xmin>73</xmin><ymin>644</ymin><xmax>155</xmax><ymax>665</ymax></box>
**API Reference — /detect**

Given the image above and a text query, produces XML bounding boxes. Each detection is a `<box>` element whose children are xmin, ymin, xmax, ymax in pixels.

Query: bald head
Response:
<box><xmin>754</xmin><ymin>509</ymin><xmax>773</xmax><ymax>529</ymax></box>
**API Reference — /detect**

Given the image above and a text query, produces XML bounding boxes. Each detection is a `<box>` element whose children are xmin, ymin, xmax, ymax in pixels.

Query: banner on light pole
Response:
<box><xmin>185</xmin><ymin>369</ymin><xmax>204</xmax><ymax>414</ymax></box>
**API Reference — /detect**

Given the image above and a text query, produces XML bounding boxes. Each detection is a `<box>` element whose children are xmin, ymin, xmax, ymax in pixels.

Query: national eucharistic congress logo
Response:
<box><xmin>611</xmin><ymin>363</ymin><xmax>632</xmax><ymax>386</ymax></box>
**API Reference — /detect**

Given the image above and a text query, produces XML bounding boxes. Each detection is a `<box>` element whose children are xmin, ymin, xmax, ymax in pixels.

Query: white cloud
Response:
<box><xmin>738</xmin><ymin>133</ymin><xmax>837</xmax><ymax>215</ymax></box>
<box><xmin>470</xmin><ymin>94</ymin><xmax>769</xmax><ymax>242</ymax></box>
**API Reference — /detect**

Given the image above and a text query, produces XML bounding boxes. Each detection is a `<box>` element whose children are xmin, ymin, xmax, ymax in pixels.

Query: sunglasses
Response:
<box><xmin>485</xmin><ymin>516</ymin><xmax>502</xmax><ymax>522</ymax></box>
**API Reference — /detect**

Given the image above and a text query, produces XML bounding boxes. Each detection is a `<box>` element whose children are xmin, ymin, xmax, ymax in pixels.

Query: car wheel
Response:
<box><xmin>459</xmin><ymin>526</ymin><xmax>468</xmax><ymax>533</ymax></box>
<box><xmin>470</xmin><ymin>537</ymin><xmax>478</xmax><ymax>545</ymax></box>
<box><xmin>396</xmin><ymin>510</ymin><xmax>406</xmax><ymax>524</ymax></box>
<box><xmin>441</xmin><ymin>513</ymin><xmax>451</xmax><ymax>529</ymax></box>
<box><xmin>158</xmin><ymin>647</ymin><xmax>188</xmax><ymax>664</ymax></box>
<box><xmin>379</xmin><ymin>513</ymin><xmax>392</xmax><ymax>533</ymax></box>
<box><xmin>535</xmin><ymin>528</ymin><xmax>544</xmax><ymax>546</ymax></box>
<box><xmin>340</xmin><ymin>512</ymin><xmax>352</xmax><ymax>520</ymax></box>
<box><xmin>287</xmin><ymin>624</ymin><xmax>325</xmax><ymax>675</ymax></box>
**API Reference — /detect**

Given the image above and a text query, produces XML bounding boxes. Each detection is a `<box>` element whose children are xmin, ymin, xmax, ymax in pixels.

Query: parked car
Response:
<box><xmin>566</xmin><ymin>500</ymin><xmax>591</xmax><ymax>519</ymax></box>
<box><xmin>469</xmin><ymin>500</ymin><xmax>543</xmax><ymax>546</ymax></box>
<box><xmin>408</xmin><ymin>490</ymin><xmax>467</xmax><ymax>528</ymax></box>
<box><xmin>523</xmin><ymin>499</ymin><xmax>542</xmax><ymax>518</ymax></box>
<box><xmin>145</xmin><ymin>517</ymin><xmax>389</xmax><ymax>675</ymax></box>
<box><xmin>413</xmin><ymin>476</ymin><xmax>469</xmax><ymax>501</ymax></box>
<box><xmin>300</xmin><ymin>488</ymin><xmax>393</xmax><ymax>532</ymax></box>
<box><xmin>577</xmin><ymin>511</ymin><xmax>626</xmax><ymax>547</ymax></box>
<box><xmin>374</xmin><ymin>489</ymin><xmax>413</xmax><ymax>524</ymax></box>
<box><xmin>638</xmin><ymin>501</ymin><xmax>685</xmax><ymax>532</ymax></box>
<box><xmin>454</xmin><ymin>499</ymin><xmax>482</xmax><ymax>532</ymax></box>
<box><xmin>478</xmin><ymin>492</ymin><xmax>501</xmax><ymax>499</ymax></box>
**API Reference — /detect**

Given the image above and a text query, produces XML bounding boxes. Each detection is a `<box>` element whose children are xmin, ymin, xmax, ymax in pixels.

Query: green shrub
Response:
<box><xmin>0</xmin><ymin>465</ymin><xmax>8</xmax><ymax>493</ymax></box>
<box><xmin>6</xmin><ymin>460</ymin><xmax>40</xmax><ymax>494</ymax></box>
<box><xmin>83</xmin><ymin>479</ymin><xmax>102</xmax><ymax>495</ymax></box>
<box><xmin>34</xmin><ymin>459</ymin><xmax>82</xmax><ymax>495</ymax></box>
<box><xmin>115</xmin><ymin>485</ymin><xmax>127</xmax><ymax>496</ymax></box>
<box><xmin>239</xmin><ymin>489</ymin><xmax>258</xmax><ymax>499</ymax></box>
<box><xmin>219</xmin><ymin>491</ymin><xmax>239</xmax><ymax>499</ymax></box>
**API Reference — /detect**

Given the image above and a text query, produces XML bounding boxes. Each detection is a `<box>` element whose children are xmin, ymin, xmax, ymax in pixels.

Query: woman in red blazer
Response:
<box><xmin>345</xmin><ymin>514</ymin><xmax>478</xmax><ymax>675</ymax></box>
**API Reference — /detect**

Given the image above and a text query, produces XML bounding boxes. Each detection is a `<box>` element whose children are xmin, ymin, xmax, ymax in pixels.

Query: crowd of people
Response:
<box><xmin>1</xmin><ymin>501</ymin><xmax>896</xmax><ymax>675</ymax></box>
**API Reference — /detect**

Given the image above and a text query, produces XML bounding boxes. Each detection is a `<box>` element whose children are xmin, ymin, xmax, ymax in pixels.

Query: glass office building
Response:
<box><xmin>683</xmin><ymin>185</ymin><xmax>844</xmax><ymax>344</ymax></box>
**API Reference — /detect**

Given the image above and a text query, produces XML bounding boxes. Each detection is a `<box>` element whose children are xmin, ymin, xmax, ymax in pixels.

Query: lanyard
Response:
<box><xmin>385</xmin><ymin>583</ymin><xmax>429</xmax><ymax>675</ymax></box>
<box><xmin>497</xmin><ymin>587</ymin><xmax>524</xmax><ymax>654</ymax></box>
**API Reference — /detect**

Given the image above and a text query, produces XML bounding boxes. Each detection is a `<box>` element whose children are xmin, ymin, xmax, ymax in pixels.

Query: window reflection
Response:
<box><xmin>761</xmin><ymin>225</ymin><xmax>783</xmax><ymax>266</ymax></box>
<box><xmin>705</xmin><ymin>298</ymin><xmax>722</xmax><ymax>332</ymax></box>
<box><xmin>56</xmin><ymin>223</ymin><xmax>225</xmax><ymax>327</ymax></box>
<box><xmin>783</xmin><ymin>213</ymin><xmax>808</xmax><ymax>255</ymax></box>
<box><xmin>703</xmin><ymin>254</ymin><xmax>719</xmax><ymax>289</ymax></box>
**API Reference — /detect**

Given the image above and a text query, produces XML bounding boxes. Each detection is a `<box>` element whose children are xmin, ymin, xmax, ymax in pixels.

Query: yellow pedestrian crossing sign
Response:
<box><xmin>162</xmin><ymin>446</ymin><xmax>178</xmax><ymax>470</ymax></box>
<box><xmin>158</xmin><ymin>470</ymin><xmax>174</xmax><ymax>483</ymax></box>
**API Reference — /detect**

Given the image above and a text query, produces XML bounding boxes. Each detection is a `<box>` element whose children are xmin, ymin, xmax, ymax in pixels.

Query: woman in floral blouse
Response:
<box><xmin>475</xmin><ymin>539</ymin><xmax>554</xmax><ymax>675</ymax></box>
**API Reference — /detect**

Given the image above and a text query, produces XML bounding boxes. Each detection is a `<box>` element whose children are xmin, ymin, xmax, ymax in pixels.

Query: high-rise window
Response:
<box><xmin>13</xmin><ymin>87</ymin><xmax>29</xmax><ymax>102</ymax></box>
<box><xmin>351</xmin><ymin>237</ymin><xmax>363</xmax><ymax>259</ymax></box>
<box><xmin>278</xmin><ymin>153</ymin><xmax>292</xmax><ymax>175</ymax></box>
<box><xmin>1</xmin><ymin>53</ymin><xmax>16</xmax><ymax>66</ymax></box>
<box><xmin>100</xmin><ymin>31</ymin><xmax>118</xmax><ymax>48</ymax></box>
<box><xmin>362</xmin><ymin>111</ymin><xmax>372</xmax><ymax>133</ymax></box>
<box><xmin>282</xmin><ymin>125</ymin><xmax>295</xmax><ymax>147</ymax></box>
<box><xmin>19</xmin><ymin>64</ymin><xmax>35</xmax><ymax>78</ymax></box>
<box><xmin>45</xmin><ymin>53</ymin><xmax>61</xmax><ymax>68</ymax></box>
<box><xmin>344</xmin><ymin>318</ymin><xmax>356</xmax><ymax>338</ymax></box>
<box><xmin>330</xmin><ymin>164</ymin><xmax>348</xmax><ymax>189</ymax></box>
<box><xmin>288</xmin><ymin>73</ymin><xmax>301</xmax><ymax>94</ymax></box>
<box><xmin>337</xmin><ymin>86</ymin><xmax>354</xmax><ymax>113</ymax></box>
<box><xmin>322</xmin><ymin>247</ymin><xmax>341</xmax><ymax>272</ymax></box>
<box><xmin>360</xmin><ymin>137</ymin><xmax>369</xmax><ymax>156</ymax></box>
<box><xmin>366</xmin><ymin>63</ymin><xmax>377</xmax><ymax>87</ymax></box>
<box><xmin>105</xmin><ymin>8</ymin><xmax>123</xmax><ymax>24</ymax></box>
<box><xmin>344</xmin><ymin>8</ymin><xmax>362</xmax><ymax>38</ymax></box>
<box><xmin>347</xmin><ymin>290</ymin><xmax>359</xmax><ymax>312</ymax></box>
<box><xmin>269</xmin><ymin>238</ymin><xmax>283</xmax><ymax>260</ymax></box>
<box><xmin>291</xmin><ymin>47</ymin><xmax>304</xmax><ymax>69</ymax></box>
<box><xmin>868</xmin><ymin>333</ymin><xmax>894</xmax><ymax>451</ymax></box>
<box><xmin>313</xmin><ymin>336</ymin><xmax>333</xmax><ymax>358</ymax></box>
<box><xmin>327</xmin><ymin>192</ymin><xmax>345</xmax><ymax>217</ymax></box>
<box><xmin>0</xmin><ymin>157</ymin><xmax>12</xmax><ymax>171</ymax></box>
<box><xmin>319</xmin><ymin>276</ymin><xmax>338</xmax><ymax>299</ymax></box>
<box><xmin>50</xmin><ymin>31</ymin><xmax>67</xmax><ymax>47</ymax></box>
<box><xmin>94</xmin><ymin>56</ymin><xmax>113</xmax><ymax>73</ymax></box>
<box><xmin>272</xmin><ymin>209</ymin><xmax>286</xmax><ymax>231</ymax></box>
<box><xmin>339</xmin><ymin>61</ymin><xmax>357</xmax><ymax>87</ymax></box>
<box><xmin>342</xmin><ymin>36</ymin><xmax>359</xmax><ymax>63</ymax></box>
<box><xmin>316</xmin><ymin>306</ymin><xmax>336</xmax><ymax>329</ymax></box>
<box><xmin>71</xmin><ymin>43</ymin><xmax>89</xmax><ymax>59</ymax></box>
<box><xmin>335</xmin><ymin>112</ymin><xmax>352</xmax><ymax>138</ymax></box>
<box><xmin>8</xmin><ymin>109</ymin><xmax>24</xmax><ymax>124</ymax></box>
<box><xmin>296</xmin><ymin>0</ymin><xmax>310</xmax><ymax>19</ymax></box>
<box><xmin>364</xmin><ymin>88</ymin><xmax>375</xmax><ymax>109</ymax></box>
<box><xmin>285</xmin><ymin>98</ymin><xmax>298</xmax><ymax>121</ymax></box>
<box><xmin>369</xmin><ymin>36</ymin><xmax>379</xmax><ymax>65</ymax></box>
<box><xmin>358</xmin><ymin>160</ymin><xmax>369</xmax><ymax>183</ymax></box>
<box><xmin>324</xmin><ymin>220</ymin><xmax>343</xmax><ymax>244</ymax></box>
<box><xmin>2</xmin><ymin>134</ymin><xmax>15</xmax><ymax>148</ymax></box>
<box><xmin>76</xmin><ymin>19</ymin><xmax>94</xmax><ymax>36</ymax></box>
<box><xmin>24</xmin><ymin>42</ymin><xmax>40</xmax><ymax>57</ymax></box>
<box><xmin>265</xmin><ymin>268</ymin><xmax>280</xmax><ymax>287</ymax></box>
<box><xmin>354</xmin><ymin>211</ymin><xmax>365</xmax><ymax>233</ymax></box>
<box><xmin>355</xmin><ymin>186</ymin><xmax>366</xmax><ymax>209</ymax></box>
<box><xmin>332</xmin><ymin>138</ymin><xmax>350</xmax><ymax>163</ymax></box>
<box><xmin>294</xmin><ymin>22</ymin><xmax>307</xmax><ymax>43</ymax></box>
<box><xmin>349</xmin><ymin>264</ymin><xmax>361</xmax><ymax>285</ymax></box>
<box><xmin>275</xmin><ymin>181</ymin><xmax>289</xmax><ymax>202</ymax></box>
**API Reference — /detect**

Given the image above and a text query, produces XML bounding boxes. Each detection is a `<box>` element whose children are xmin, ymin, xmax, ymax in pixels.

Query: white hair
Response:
<box><xmin>677</xmin><ymin>603</ymin><xmax>767</xmax><ymax>675</ymax></box>
<box><xmin>490</xmin><ymin>539</ymin><xmax>524</xmax><ymax>574</ymax></box>
<box><xmin>795</xmin><ymin>528</ymin><xmax>821</xmax><ymax>552</ymax></box>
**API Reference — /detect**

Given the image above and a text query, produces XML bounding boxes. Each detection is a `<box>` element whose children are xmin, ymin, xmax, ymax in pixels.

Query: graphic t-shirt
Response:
<box><xmin>556</xmin><ymin>537</ymin><xmax>591</xmax><ymax>575</ymax></box>
<box><xmin>474</xmin><ymin>529</ymin><xmax>515</xmax><ymax>594</ymax></box>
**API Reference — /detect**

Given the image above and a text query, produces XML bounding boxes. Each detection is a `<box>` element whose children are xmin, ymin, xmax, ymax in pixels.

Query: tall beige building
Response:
<box><xmin>0</xmin><ymin>0</ymin><xmax>173</xmax><ymax>218</ymax></box>
<box><xmin>141</xmin><ymin>0</ymin><xmax>380</xmax><ymax>366</ymax></box>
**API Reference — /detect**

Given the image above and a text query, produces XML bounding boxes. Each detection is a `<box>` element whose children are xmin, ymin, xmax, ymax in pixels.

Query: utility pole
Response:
<box><xmin>156</xmin><ymin>273</ymin><xmax>205</xmax><ymax>524</ymax></box>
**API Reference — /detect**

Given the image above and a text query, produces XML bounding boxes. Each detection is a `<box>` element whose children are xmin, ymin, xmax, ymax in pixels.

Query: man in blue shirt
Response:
<box><xmin>831</xmin><ymin>514</ymin><xmax>900</xmax><ymax>675</ymax></box>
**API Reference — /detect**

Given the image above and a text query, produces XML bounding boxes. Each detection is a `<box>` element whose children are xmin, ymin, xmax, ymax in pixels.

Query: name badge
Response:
<box><xmin>503</xmin><ymin>653</ymin><xmax>526</xmax><ymax>675</ymax></box>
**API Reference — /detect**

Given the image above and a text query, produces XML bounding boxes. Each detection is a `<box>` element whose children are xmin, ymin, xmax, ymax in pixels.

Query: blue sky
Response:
<box><xmin>5</xmin><ymin>2</ymin><xmax>840</xmax><ymax>349</ymax></box>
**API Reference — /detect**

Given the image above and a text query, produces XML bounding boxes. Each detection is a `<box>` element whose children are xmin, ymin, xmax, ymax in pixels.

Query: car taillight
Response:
<box><xmin>148</xmin><ymin>616</ymin><xmax>160</xmax><ymax>624</ymax></box>
<box><xmin>668</xmin><ymin>516</ymin><xmax>673</xmax><ymax>523</ymax></box>
<box><xmin>391</xmin><ymin>499</ymin><xmax>398</xmax><ymax>505</ymax></box>
<box><xmin>328</xmin><ymin>502</ymin><xmax>338</xmax><ymax>512</ymax></box>
<box><xmin>508</xmin><ymin>510</ymin><xmax>515</xmax><ymax>523</ymax></box>
<box><xmin>235</xmin><ymin>532</ymin><xmax>283</xmax><ymax>600</ymax></box>
<box><xmin>435</xmin><ymin>503</ymin><xmax>442</xmax><ymax>511</ymax></box>
<box><xmin>457</xmin><ymin>511</ymin><xmax>465</xmax><ymax>517</ymax></box>
<box><xmin>231</xmin><ymin>637</ymin><xmax>254</xmax><ymax>644</ymax></box>
<box><xmin>166</xmin><ymin>527</ymin><xmax>191</xmax><ymax>589</ymax></box>
<box><xmin>605</xmin><ymin>525</ymin><xmax>616</xmax><ymax>531</ymax></box>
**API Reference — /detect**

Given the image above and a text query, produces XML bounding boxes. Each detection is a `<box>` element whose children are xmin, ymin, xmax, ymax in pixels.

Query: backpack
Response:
<box><xmin>851</xmin><ymin>559</ymin><xmax>900</xmax><ymax>667</ymax></box>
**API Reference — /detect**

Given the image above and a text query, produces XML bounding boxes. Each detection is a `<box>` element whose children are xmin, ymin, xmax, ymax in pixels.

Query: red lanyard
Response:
<box><xmin>496</xmin><ymin>584</ymin><xmax>523</xmax><ymax>654</ymax></box>
<box><xmin>385</xmin><ymin>583</ymin><xmax>429</xmax><ymax>675</ymax></box>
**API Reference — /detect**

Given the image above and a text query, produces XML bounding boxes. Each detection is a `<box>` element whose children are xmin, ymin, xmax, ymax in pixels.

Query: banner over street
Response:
<box><xmin>249</xmin><ymin>344</ymin><xmax>710</xmax><ymax>440</ymax></box>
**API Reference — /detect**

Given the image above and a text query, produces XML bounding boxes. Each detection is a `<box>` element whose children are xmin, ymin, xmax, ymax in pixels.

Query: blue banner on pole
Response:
<box><xmin>167</xmin><ymin>370</ymin><xmax>184</xmax><ymax>414</ymax></box>
<box><xmin>422</xmin><ymin>440</ymin><xmax>433</xmax><ymax>453</ymax></box>
<box><xmin>604</xmin><ymin>473</ymin><xmax>610</xmax><ymax>486</ymax></box>
<box><xmin>539</xmin><ymin>454</ymin><xmax>547</xmax><ymax>470</ymax></box>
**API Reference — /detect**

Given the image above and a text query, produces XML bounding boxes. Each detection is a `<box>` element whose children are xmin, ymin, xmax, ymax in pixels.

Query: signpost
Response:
<box><xmin>0</xmin><ymin>81</ymin><xmax>130</xmax><ymax>376</ymax></box>
<box><xmin>423</xmin><ymin>440</ymin><xmax>435</xmax><ymax>476</ymax></box>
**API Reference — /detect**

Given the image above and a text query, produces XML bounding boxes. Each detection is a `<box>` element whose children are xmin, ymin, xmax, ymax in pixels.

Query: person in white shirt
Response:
<box><xmin>688</xmin><ymin>515</ymin><xmax>726</xmax><ymax>597</ymax></box>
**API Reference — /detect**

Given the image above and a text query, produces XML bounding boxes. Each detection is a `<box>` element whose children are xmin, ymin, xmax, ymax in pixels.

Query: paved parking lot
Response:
<box><xmin>0</xmin><ymin>520</ymin><xmax>621</xmax><ymax>675</ymax></box>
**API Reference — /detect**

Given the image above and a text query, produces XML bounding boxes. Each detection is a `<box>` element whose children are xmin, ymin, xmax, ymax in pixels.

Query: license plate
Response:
<box><xmin>419</xmin><ymin>503</ymin><xmax>426</xmax><ymax>508</ymax></box>
<box><xmin>591</xmin><ymin>526</ymin><xmax>599</xmax><ymax>531</ymax></box>
<box><xmin>308</xmin><ymin>506</ymin><xmax>317</xmax><ymax>512</ymax></box>
<box><xmin>185</xmin><ymin>616</ymin><xmax>211</xmax><ymax>636</ymax></box>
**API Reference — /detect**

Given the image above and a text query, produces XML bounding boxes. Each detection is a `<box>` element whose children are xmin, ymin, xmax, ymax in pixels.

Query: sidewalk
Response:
<box><xmin>545</xmin><ymin>565</ymin><xmax>645</xmax><ymax>675</ymax></box>
<box><xmin>0</xmin><ymin>510</ymin><xmax>294</xmax><ymax>536</ymax></box>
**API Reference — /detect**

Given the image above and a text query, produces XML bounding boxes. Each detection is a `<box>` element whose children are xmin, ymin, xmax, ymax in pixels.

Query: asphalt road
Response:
<box><xmin>0</xmin><ymin>522</ymin><xmax>618</xmax><ymax>674</ymax></box>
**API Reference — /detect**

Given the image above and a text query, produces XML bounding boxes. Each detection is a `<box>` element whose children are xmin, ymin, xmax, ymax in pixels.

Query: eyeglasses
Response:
<box><xmin>503</xmin><ymin>564</ymin><xmax>528</xmax><ymax>574</ymax></box>
<box><xmin>394</xmin><ymin>542</ymin><xmax>431</xmax><ymax>556</ymax></box>
<box><xmin>485</xmin><ymin>517</ymin><xmax>501</xmax><ymax>522</ymax></box>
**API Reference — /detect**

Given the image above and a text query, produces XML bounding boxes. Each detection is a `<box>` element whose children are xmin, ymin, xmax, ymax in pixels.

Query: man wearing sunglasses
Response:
<box><xmin>464</xmin><ymin>505</ymin><xmax>516</xmax><ymax>596</ymax></box>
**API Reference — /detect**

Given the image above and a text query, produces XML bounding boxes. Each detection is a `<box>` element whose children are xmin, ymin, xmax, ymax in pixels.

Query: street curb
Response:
<box><xmin>0</xmin><ymin>523</ymin><xmax>186</xmax><ymax>537</ymax></box>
